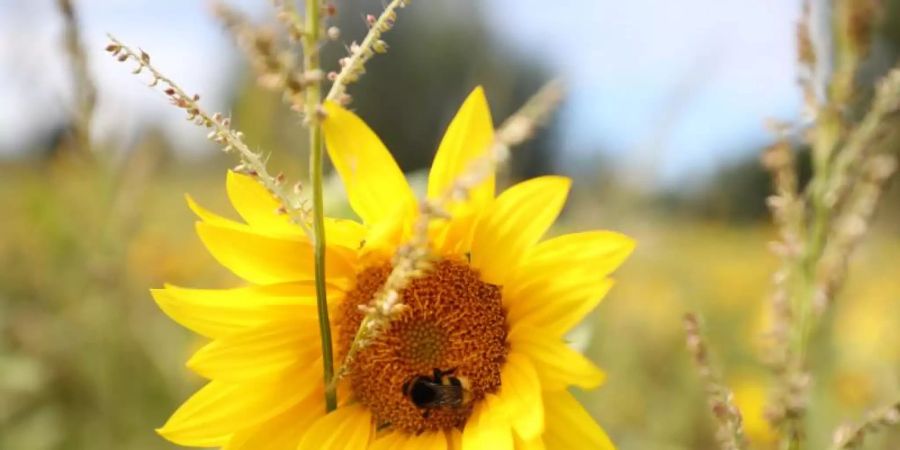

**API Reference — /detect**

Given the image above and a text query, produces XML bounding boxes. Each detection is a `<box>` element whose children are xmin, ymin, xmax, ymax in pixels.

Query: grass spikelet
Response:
<box><xmin>325</xmin><ymin>0</ymin><xmax>409</xmax><ymax>105</ymax></box>
<box><xmin>105</xmin><ymin>35</ymin><xmax>314</xmax><ymax>238</ymax></box>
<box><xmin>830</xmin><ymin>400</ymin><xmax>900</xmax><ymax>450</ymax></box>
<box><xmin>683</xmin><ymin>313</ymin><xmax>747</xmax><ymax>450</ymax></box>
<box><xmin>757</xmin><ymin>4</ymin><xmax>900</xmax><ymax>448</ymax></box>
<box><xmin>211</xmin><ymin>1</ymin><xmax>305</xmax><ymax>104</ymax></box>
<box><xmin>57</xmin><ymin>0</ymin><xmax>96</xmax><ymax>155</ymax></box>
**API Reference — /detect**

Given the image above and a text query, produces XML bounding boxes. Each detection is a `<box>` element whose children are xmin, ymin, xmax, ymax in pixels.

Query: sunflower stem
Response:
<box><xmin>303</xmin><ymin>0</ymin><xmax>337</xmax><ymax>413</ymax></box>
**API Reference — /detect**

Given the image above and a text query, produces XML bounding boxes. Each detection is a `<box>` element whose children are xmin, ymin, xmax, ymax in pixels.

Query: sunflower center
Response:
<box><xmin>336</xmin><ymin>259</ymin><xmax>508</xmax><ymax>434</ymax></box>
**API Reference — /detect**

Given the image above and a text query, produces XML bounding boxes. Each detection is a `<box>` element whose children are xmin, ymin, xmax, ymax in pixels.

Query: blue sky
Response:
<box><xmin>485</xmin><ymin>0</ymin><xmax>802</xmax><ymax>182</ymax></box>
<box><xmin>0</xmin><ymin>0</ymin><xmax>802</xmax><ymax>185</ymax></box>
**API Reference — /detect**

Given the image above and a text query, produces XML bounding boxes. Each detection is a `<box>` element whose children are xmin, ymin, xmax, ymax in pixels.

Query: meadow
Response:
<box><xmin>2</xmin><ymin>156</ymin><xmax>898</xmax><ymax>449</ymax></box>
<box><xmin>1</xmin><ymin>0</ymin><xmax>899</xmax><ymax>449</ymax></box>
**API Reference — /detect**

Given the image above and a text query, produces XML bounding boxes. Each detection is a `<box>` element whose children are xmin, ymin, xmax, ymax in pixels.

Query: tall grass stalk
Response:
<box><xmin>768</xmin><ymin>2</ymin><xmax>898</xmax><ymax>448</ymax></box>
<box><xmin>685</xmin><ymin>2</ymin><xmax>900</xmax><ymax>449</ymax></box>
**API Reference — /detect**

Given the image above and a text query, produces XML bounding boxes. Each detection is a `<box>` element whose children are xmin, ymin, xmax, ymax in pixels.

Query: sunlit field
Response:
<box><xmin>2</xmin><ymin>0</ymin><xmax>899</xmax><ymax>449</ymax></box>
<box><xmin>2</xmin><ymin>158</ymin><xmax>898</xmax><ymax>449</ymax></box>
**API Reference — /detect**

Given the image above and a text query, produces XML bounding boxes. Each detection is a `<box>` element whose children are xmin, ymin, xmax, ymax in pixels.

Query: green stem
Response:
<box><xmin>311</xmin><ymin>127</ymin><xmax>336</xmax><ymax>412</ymax></box>
<box><xmin>303</xmin><ymin>0</ymin><xmax>337</xmax><ymax>413</ymax></box>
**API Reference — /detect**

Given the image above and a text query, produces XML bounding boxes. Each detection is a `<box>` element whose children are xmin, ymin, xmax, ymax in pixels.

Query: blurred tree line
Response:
<box><xmin>18</xmin><ymin>0</ymin><xmax>900</xmax><ymax>224</ymax></box>
<box><xmin>229</xmin><ymin>0</ymin><xmax>554</xmax><ymax>185</ymax></box>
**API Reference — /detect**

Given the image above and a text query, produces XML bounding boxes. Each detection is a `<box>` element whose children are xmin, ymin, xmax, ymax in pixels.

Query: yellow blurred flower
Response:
<box><xmin>832</xmin><ymin>371</ymin><xmax>876</xmax><ymax>411</ymax></box>
<box><xmin>730</xmin><ymin>375</ymin><xmax>777</xmax><ymax>447</ymax></box>
<box><xmin>151</xmin><ymin>87</ymin><xmax>634</xmax><ymax>449</ymax></box>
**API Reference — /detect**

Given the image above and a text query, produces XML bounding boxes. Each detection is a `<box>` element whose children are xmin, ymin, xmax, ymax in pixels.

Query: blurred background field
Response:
<box><xmin>1</xmin><ymin>0</ymin><xmax>899</xmax><ymax>449</ymax></box>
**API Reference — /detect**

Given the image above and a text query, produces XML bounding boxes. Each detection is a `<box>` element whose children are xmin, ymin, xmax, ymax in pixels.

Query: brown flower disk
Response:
<box><xmin>336</xmin><ymin>259</ymin><xmax>508</xmax><ymax>433</ymax></box>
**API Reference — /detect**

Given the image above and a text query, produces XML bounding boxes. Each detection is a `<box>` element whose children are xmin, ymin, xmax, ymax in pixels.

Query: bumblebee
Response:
<box><xmin>402</xmin><ymin>368</ymin><xmax>473</xmax><ymax>417</ymax></box>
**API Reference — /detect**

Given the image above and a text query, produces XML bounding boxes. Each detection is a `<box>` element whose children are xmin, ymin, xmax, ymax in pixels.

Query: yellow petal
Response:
<box><xmin>187</xmin><ymin>319</ymin><xmax>321</xmax><ymax>381</ymax></box>
<box><xmin>151</xmin><ymin>288</ymin><xmax>264</xmax><ymax>340</ymax></box>
<box><xmin>150</xmin><ymin>282</ymin><xmax>322</xmax><ymax>339</ymax></box>
<box><xmin>321</xmin><ymin>101</ymin><xmax>415</xmax><ymax>225</ymax></box>
<box><xmin>462</xmin><ymin>394</ymin><xmax>513</xmax><ymax>450</ymax></box>
<box><xmin>498</xmin><ymin>352</ymin><xmax>543</xmax><ymax>440</ymax></box>
<box><xmin>186</xmin><ymin>194</ymin><xmax>250</xmax><ymax>231</ymax></box>
<box><xmin>403</xmin><ymin>430</ymin><xmax>447</xmax><ymax>450</ymax></box>
<box><xmin>514</xmin><ymin>433</ymin><xmax>545</xmax><ymax>450</ymax></box>
<box><xmin>369</xmin><ymin>432</ymin><xmax>407</xmax><ymax>450</ymax></box>
<box><xmin>326</xmin><ymin>217</ymin><xmax>367</xmax><ymax>249</ymax></box>
<box><xmin>512</xmin><ymin>231</ymin><xmax>634</xmax><ymax>285</ymax></box>
<box><xmin>470</xmin><ymin>176</ymin><xmax>570</xmax><ymax>285</ymax></box>
<box><xmin>226</xmin><ymin>170</ymin><xmax>302</xmax><ymax>236</ymax></box>
<box><xmin>508</xmin><ymin>325</ymin><xmax>606</xmax><ymax>391</ymax></box>
<box><xmin>193</xmin><ymin>176</ymin><xmax>366</xmax><ymax>248</ymax></box>
<box><xmin>432</xmin><ymin>207</ymin><xmax>479</xmax><ymax>256</ymax></box>
<box><xmin>195</xmin><ymin>221</ymin><xmax>356</xmax><ymax>286</ymax></box>
<box><xmin>428</xmin><ymin>86</ymin><xmax>494</xmax><ymax>208</ymax></box>
<box><xmin>224</xmin><ymin>389</ymin><xmax>324</xmax><ymax>450</ymax></box>
<box><xmin>157</xmin><ymin>378</ymin><xmax>306</xmax><ymax>447</ymax></box>
<box><xmin>447</xmin><ymin>428</ymin><xmax>463</xmax><ymax>450</ymax></box>
<box><xmin>503</xmin><ymin>231</ymin><xmax>632</xmax><ymax>334</ymax></box>
<box><xmin>360</xmin><ymin>201</ymin><xmax>412</xmax><ymax>257</ymax></box>
<box><xmin>506</xmin><ymin>277</ymin><xmax>615</xmax><ymax>337</ymax></box>
<box><xmin>371</xmin><ymin>430</ymin><xmax>447</xmax><ymax>450</ymax></box>
<box><xmin>542</xmin><ymin>391</ymin><xmax>616</xmax><ymax>450</ymax></box>
<box><xmin>297</xmin><ymin>403</ymin><xmax>373</xmax><ymax>450</ymax></box>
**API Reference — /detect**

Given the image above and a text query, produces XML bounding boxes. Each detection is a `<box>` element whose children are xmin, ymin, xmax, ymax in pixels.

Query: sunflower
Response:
<box><xmin>152</xmin><ymin>87</ymin><xmax>634</xmax><ymax>449</ymax></box>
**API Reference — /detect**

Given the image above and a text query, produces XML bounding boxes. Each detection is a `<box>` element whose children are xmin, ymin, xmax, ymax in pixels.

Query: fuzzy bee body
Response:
<box><xmin>402</xmin><ymin>368</ymin><xmax>473</xmax><ymax>414</ymax></box>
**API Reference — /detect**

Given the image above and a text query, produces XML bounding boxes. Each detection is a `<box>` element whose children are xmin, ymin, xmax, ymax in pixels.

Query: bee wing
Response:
<box><xmin>429</xmin><ymin>384</ymin><xmax>464</xmax><ymax>407</ymax></box>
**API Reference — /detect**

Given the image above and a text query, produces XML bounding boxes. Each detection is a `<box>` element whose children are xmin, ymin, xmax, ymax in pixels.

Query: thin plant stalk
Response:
<box><xmin>58</xmin><ymin>0</ymin><xmax>96</xmax><ymax>155</ymax></box>
<box><xmin>325</xmin><ymin>0</ymin><xmax>408</xmax><ymax>103</ymax></box>
<box><xmin>768</xmin><ymin>3</ymin><xmax>894</xmax><ymax>449</ymax></box>
<box><xmin>301</xmin><ymin>0</ymin><xmax>337</xmax><ymax>413</ymax></box>
<box><xmin>683</xmin><ymin>313</ymin><xmax>747</xmax><ymax>450</ymax></box>
<box><xmin>831</xmin><ymin>400</ymin><xmax>900</xmax><ymax>450</ymax></box>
